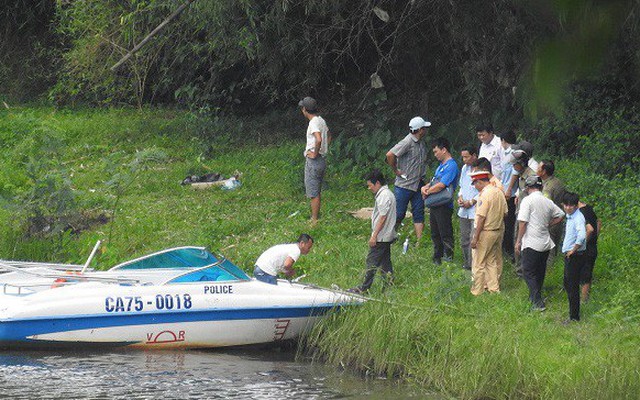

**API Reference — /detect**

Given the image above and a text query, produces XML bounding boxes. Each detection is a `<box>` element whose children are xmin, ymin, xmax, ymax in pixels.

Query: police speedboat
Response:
<box><xmin>0</xmin><ymin>246</ymin><xmax>363</xmax><ymax>349</ymax></box>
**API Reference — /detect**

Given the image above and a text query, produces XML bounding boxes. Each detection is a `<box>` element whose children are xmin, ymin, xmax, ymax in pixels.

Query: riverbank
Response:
<box><xmin>1</xmin><ymin>107</ymin><xmax>638</xmax><ymax>399</ymax></box>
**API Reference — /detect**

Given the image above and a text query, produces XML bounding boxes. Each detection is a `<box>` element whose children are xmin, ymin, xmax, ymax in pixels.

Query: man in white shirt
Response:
<box><xmin>515</xmin><ymin>176</ymin><xmax>565</xmax><ymax>310</ymax></box>
<box><xmin>254</xmin><ymin>234</ymin><xmax>314</xmax><ymax>285</ymax></box>
<box><xmin>299</xmin><ymin>97</ymin><xmax>331</xmax><ymax>224</ymax></box>
<box><xmin>476</xmin><ymin>124</ymin><xmax>506</xmax><ymax>180</ymax></box>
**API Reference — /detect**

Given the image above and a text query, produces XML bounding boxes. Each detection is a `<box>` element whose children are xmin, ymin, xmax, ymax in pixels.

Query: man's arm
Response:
<box><xmin>505</xmin><ymin>174</ymin><xmax>518</xmax><ymax>198</ymax></box>
<box><xmin>515</xmin><ymin>221</ymin><xmax>527</xmax><ymax>256</ymax></box>
<box><xmin>471</xmin><ymin>215</ymin><xmax>486</xmax><ymax>249</ymax></box>
<box><xmin>422</xmin><ymin>181</ymin><xmax>445</xmax><ymax>197</ymax></box>
<box><xmin>386</xmin><ymin>151</ymin><xmax>401</xmax><ymax>176</ymax></box>
<box><xmin>369</xmin><ymin>215</ymin><xmax>388</xmax><ymax>247</ymax></box>
<box><xmin>282</xmin><ymin>256</ymin><xmax>297</xmax><ymax>277</ymax></box>
<box><xmin>309</xmin><ymin>131</ymin><xmax>322</xmax><ymax>158</ymax></box>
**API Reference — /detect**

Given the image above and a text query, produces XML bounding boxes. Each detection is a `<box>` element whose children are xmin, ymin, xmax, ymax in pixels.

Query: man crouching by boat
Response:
<box><xmin>253</xmin><ymin>234</ymin><xmax>314</xmax><ymax>284</ymax></box>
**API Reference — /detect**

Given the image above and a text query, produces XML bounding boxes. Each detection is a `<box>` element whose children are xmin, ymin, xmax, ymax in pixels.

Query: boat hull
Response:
<box><xmin>0</xmin><ymin>280</ymin><xmax>359</xmax><ymax>349</ymax></box>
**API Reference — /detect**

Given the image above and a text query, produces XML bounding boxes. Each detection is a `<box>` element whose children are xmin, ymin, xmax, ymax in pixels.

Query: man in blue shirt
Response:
<box><xmin>421</xmin><ymin>137</ymin><xmax>459</xmax><ymax>265</ymax></box>
<box><xmin>457</xmin><ymin>145</ymin><xmax>478</xmax><ymax>270</ymax></box>
<box><xmin>561</xmin><ymin>191</ymin><xmax>587</xmax><ymax>322</ymax></box>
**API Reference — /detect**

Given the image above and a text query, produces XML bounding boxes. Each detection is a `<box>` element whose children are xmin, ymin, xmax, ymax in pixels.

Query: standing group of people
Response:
<box><xmin>253</xmin><ymin>97</ymin><xmax>600</xmax><ymax>323</ymax></box>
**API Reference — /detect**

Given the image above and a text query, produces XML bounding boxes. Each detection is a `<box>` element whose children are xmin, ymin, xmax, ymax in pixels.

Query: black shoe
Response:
<box><xmin>433</xmin><ymin>258</ymin><xmax>442</xmax><ymax>265</ymax></box>
<box><xmin>461</xmin><ymin>264</ymin><xmax>471</xmax><ymax>270</ymax></box>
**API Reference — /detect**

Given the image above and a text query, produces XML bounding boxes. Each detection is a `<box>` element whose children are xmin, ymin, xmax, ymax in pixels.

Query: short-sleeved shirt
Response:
<box><xmin>542</xmin><ymin>176</ymin><xmax>566</xmax><ymax>208</ymax></box>
<box><xmin>562</xmin><ymin>210</ymin><xmax>587</xmax><ymax>253</ymax></box>
<box><xmin>475</xmin><ymin>184</ymin><xmax>507</xmax><ymax>231</ymax></box>
<box><xmin>580</xmin><ymin>204</ymin><xmax>599</xmax><ymax>255</ymax></box>
<box><xmin>304</xmin><ymin>116</ymin><xmax>330</xmax><ymax>156</ymax></box>
<box><xmin>516</xmin><ymin>166</ymin><xmax>536</xmax><ymax>202</ymax></box>
<box><xmin>517</xmin><ymin>191</ymin><xmax>565</xmax><ymax>252</ymax></box>
<box><xmin>457</xmin><ymin>164</ymin><xmax>478</xmax><ymax>219</ymax></box>
<box><xmin>479</xmin><ymin>135</ymin><xmax>506</xmax><ymax>180</ymax></box>
<box><xmin>255</xmin><ymin>243</ymin><xmax>301</xmax><ymax>276</ymax></box>
<box><xmin>389</xmin><ymin>134</ymin><xmax>426</xmax><ymax>191</ymax></box>
<box><xmin>432</xmin><ymin>158</ymin><xmax>459</xmax><ymax>208</ymax></box>
<box><xmin>501</xmin><ymin>147</ymin><xmax>517</xmax><ymax>198</ymax></box>
<box><xmin>372</xmin><ymin>185</ymin><xmax>397</xmax><ymax>242</ymax></box>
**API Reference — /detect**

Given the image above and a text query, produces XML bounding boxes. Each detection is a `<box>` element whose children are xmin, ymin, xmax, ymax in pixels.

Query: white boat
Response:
<box><xmin>0</xmin><ymin>246</ymin><xmax>364</xmax><ymax>349</ymax></box>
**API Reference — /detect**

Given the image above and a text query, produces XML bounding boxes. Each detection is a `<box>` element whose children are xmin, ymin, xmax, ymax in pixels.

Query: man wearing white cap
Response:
<box><xmin>386</xmin><ymin>116</ymin><xmax>429</xmax><ymax>242</ymax></box>
<box><xmin>299</xmin><ymin>96</ymin><xmax>331</xmax><ymax>224</ymax></box>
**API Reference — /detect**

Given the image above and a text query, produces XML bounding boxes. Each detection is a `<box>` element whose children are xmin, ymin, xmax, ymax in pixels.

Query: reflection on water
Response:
<box><xmin>0</xmin><ymin>349</ymin><xmax>435</xmax><ymax>399</ymax></box>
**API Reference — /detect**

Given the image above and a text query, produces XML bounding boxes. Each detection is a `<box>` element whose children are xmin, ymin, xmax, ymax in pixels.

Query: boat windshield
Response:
<box><xmin>112</xmin><ymin>247</ymin><xmax>218</xmax><ymax>270</ymax></box>
<box><xmin>166</xmin><ymin>259</ymin><xmax>250</xmax><ymax>284</ymax></box>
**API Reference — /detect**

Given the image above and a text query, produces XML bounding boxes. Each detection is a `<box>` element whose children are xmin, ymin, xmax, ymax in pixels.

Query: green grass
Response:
<box><xmin>1</xmin><ymin>107</ymin><xmax>638</xmax><ymax>399</ymax></box>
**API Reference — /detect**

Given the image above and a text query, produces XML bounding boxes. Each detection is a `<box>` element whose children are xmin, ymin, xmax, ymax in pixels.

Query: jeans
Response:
<box><xmin>254</xmin><ymin>266</ymin><xmax>277</xmax><ymax>285</ymax></box>
<box><xmin>394</xmin><ymin>185</ymin><xmax>425</xmax><ymax>225</ymax></box>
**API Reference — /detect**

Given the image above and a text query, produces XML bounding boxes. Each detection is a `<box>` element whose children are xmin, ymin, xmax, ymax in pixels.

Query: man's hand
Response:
<box><xmin>565</xmin><ymin>249</ymin><xmax>575</xmax><ymax>258</ymax></box>
<box><xmin>471</xmin><ymin>236</ymin><xmax>478</xmax><ymax>249</ymax></box>
<box><xmin>421</xmin><ymin>184</ymin><xmax>431</xmax><ymax>198</ymax></box>
<box><xmin>368</xmin><ymin>235</ymin><xmax>377</xmax><ymax>248</ymax></box>
<box><xmin>306</xmin><ymin>150</ymin><xmax>318</xmax><ymax>159</ymax></box>
<box><xmin>514</xmin><ymin>241</ymin><xmax>521</xmax><ymax>257</ymax></box>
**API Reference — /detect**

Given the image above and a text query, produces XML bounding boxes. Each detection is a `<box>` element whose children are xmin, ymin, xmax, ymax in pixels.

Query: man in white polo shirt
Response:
<box><xmin>254</xmin><ymin>234</ymin><xmax>314</xmax><ymax>285</ymax></box>
<box><xmin>515</xmin><ymin>176</ymin><xmax>565</xmax><ymax>311</ymax></box>
<box><xmin>476</xmin><ymin>123</ymin><xmax>506</xmax><ymax>180</ymax></box>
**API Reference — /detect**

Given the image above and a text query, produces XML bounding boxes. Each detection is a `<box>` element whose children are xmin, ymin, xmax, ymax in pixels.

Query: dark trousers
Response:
<box><xmin>502</xmin><ymin>197</ymin><xmax>516</xmax><ymax>260</ymax></box>
<box><xmin>564</xmin><ymin>252</ymin><xmax>586</xmax><ymax>320</ymax></box>
<box><xmin>521</xmin><ymin>248</ymin><xmax>550</xmax><ymax>307</ymax></box>
<box><xmin>359</xmin><ymin>242</ymin><xmax>393</xmax><ymax>292</ymax></box>
<box><xmin>429</xmin><ymin>205</ymin><xmax>453</xmax><ymax>262</ymax></box>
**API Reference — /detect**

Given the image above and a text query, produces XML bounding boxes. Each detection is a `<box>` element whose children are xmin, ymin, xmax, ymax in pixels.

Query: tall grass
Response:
<box><xmin>0</xmin><ymin>107</ymin><xmax>638</xmax><ymax>399</ymax></box>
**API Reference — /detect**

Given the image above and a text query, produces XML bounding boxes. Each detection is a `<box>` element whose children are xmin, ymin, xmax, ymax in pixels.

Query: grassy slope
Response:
<box><xmin>0</xmin><ymin>108</ymin><xmax>638</xmax><ymax>399</ymax></box>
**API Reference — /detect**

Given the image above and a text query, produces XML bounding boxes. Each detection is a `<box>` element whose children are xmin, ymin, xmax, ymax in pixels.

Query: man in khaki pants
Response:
<box><xmin>470</xmin><ymin>171</ymin><xmax>508</xmax><ymax>295</ymax></box>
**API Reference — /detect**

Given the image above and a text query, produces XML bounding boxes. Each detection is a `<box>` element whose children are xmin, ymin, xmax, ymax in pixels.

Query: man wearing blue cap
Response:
<box><xmin>386</xmin><ymin>116</ymin><xmax>429</xmax><ymax>242</ymax></box>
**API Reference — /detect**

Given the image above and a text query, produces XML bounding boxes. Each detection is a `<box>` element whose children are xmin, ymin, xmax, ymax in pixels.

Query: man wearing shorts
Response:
<box><xmin>299</xmin><ymin>97</ymin><xmax>331</xmax><ymax>224</ymax></box>
<box><xmin>386</xmin><ymin>116</ymin><xmax>429</xmax><ymax>242</ymax></box>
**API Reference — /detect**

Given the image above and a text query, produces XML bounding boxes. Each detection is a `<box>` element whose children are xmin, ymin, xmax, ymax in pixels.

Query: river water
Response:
<box><xmin>0</xmin><ymin>348</ymin><xmax>436</xmax><ymax>399</ymax></box>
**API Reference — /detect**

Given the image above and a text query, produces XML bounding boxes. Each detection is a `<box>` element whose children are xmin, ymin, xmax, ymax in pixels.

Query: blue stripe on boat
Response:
<box><xmin>0</xmin><ymin>304</ymin><xmax>340</xmax><ymax>342</ymax></box>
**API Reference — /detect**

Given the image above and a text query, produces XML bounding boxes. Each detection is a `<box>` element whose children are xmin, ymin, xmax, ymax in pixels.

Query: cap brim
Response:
<box><xmin>424</xmin><ymin>121</ymin><xmax>432</xmax><ymax>127</ymax></box>
<box><xmin>298</xmin><ymin>100</ymin><xmax>304</xmax><ymax>107</ymax></box>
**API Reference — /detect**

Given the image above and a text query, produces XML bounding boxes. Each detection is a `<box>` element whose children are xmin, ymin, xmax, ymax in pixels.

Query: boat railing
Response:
<box><xmin>0</xmin><ymin>260</ymin><xmax>89</xmax><ymax>273</ymax></box>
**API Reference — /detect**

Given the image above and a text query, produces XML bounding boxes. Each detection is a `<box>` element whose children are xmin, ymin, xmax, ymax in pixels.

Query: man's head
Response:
<box><xmin>562</xmin><ymin>191</ymin><xmax>580</xmax><ymax>215</ymax></box>
<box><xmin>500</xmin><ymin>130</ymin><xmax>517</xmax><ymax>149</ymax></box>
<box><xmin>460</xmin><ymin>144</ymin><xmax>478</xmax><ymax>166</ymax></box>
<box><xmin>475</xmin><ymin>123</ymin><xmax>494</xmax><ymax>145</ymax></box>
<box><xmin>512</xmin><ymin>140</ymin><xmax>534</xmax><ymax>159</ymax></box>
<box><xmin>470</xmin><ymin>170</ymin><xmax>491</xmax><ymax>191</ymax></box>
<box><xmin>537</xmin><ymin>160</ymin><xmax>555</xmax><ymax>179</ymax></box>
<box><xmin>524</xmin><ymin>175</ymin><xmax>543</xmax><ymax>194</ymax></box>
<box><xmin>409</xmin><ymin>116</ymin><xmax>431</xmax><ymax>139</ymax></box>
<box><xmin>366</xmin><ymin>168</ymin><xmax>387</xmax><ymax>194</ymax></box>
<box><xmin>431</xmin><ymin>137</ymin><xmax>451</xmax><ymax>161</ymax></box>
<box><xmin>297</xmin><ymin>233</ymin><xmax>314</xmax><ymax>255</ymax></box>
<box><xmin>509</xmin><ymin>148</ymin><xmax>529</xmax><ymax>173</ymax></box>
<box><xmin>473</xmin><ymin>157</ymin><xmax>493</xmax><ymax>175</ymax></box>
<box><xmin>298</xmin><ymin>96</ymin><xmax>318</xmax><ymax>116</ymax></box>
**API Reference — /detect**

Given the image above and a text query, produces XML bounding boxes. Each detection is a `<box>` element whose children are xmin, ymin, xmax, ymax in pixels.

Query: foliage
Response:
<box><xmin>0</xmin><ymin>0</ymin><xmax>58</xmax><ymax>101</ymax></box>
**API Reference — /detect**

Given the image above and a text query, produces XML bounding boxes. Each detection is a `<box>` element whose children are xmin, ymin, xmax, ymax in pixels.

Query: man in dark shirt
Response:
<box><xmin>579</xmin><ymin>201</ymin><xmax>601</xmax><ymax>302</ymax></box>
